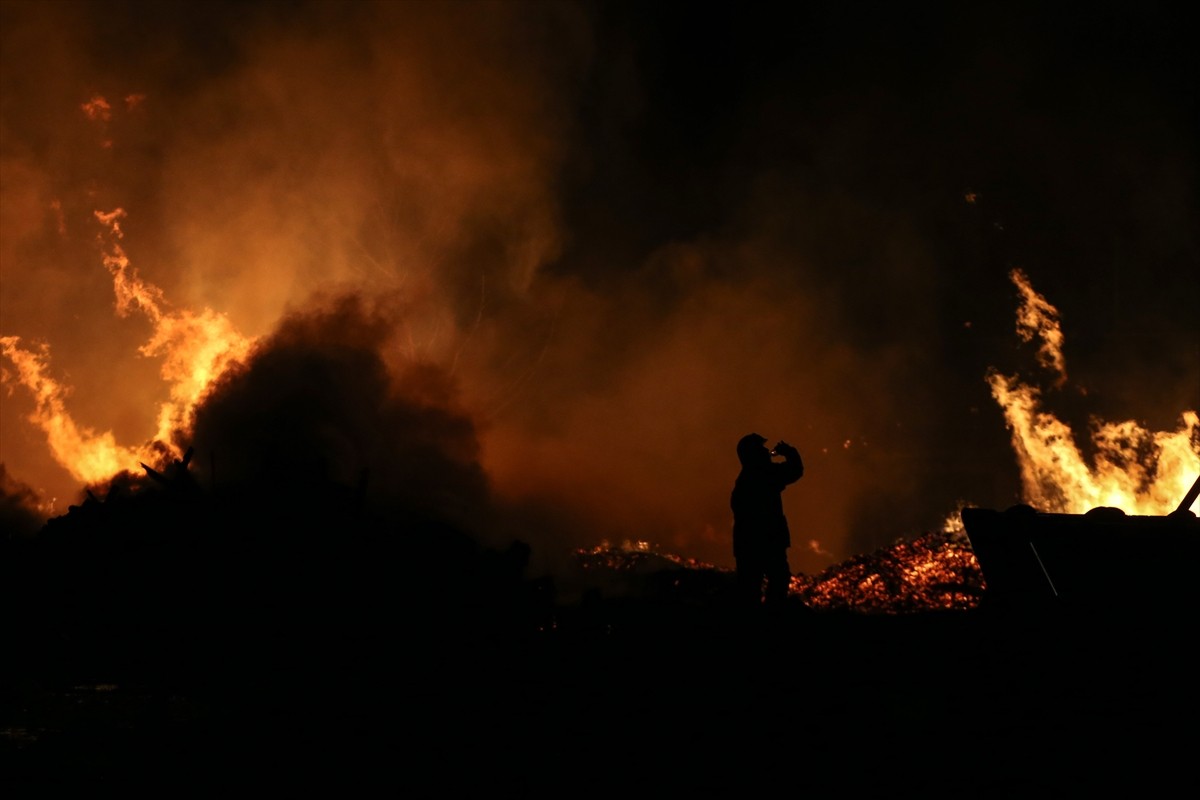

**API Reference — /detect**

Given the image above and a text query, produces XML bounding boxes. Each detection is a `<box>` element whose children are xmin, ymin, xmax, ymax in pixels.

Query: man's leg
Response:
<box><xmin>735</xmin><ymin>556</ymin><xmax>765</xmax><ymax>610</ymax></box>
<box><xmin>763</xmin><ymin>550</ymin><xmax>792</xmax><ymax>607</ymax></box>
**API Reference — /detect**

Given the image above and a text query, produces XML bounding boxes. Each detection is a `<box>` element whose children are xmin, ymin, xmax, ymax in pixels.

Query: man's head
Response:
<box><xmin>736</xmin><ymin>433</ymin><xmax>770</xmax><ymax>466</ymax></box>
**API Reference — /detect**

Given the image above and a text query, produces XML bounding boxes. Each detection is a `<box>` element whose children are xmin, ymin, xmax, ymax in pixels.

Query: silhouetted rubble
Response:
<box><xmin>962</xmin><ymin>487</ymin><xmax>1200</xmax><ymax>612</ymax></box>
<box><xmin>2</xmin><ymin>449</ymin><xmax>557</xmax><ymax>695</ymax></box>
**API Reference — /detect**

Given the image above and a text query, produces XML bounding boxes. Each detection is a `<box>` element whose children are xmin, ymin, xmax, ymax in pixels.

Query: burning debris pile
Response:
<box><xmin>791</xmin><ymin>530</ymin><xmax>984</xmax><ymax>614</ymax></box>
<box><xmin>570</xmin><ymin>532</ymin><xmax>985</xmax><ymax>614</ymax></box>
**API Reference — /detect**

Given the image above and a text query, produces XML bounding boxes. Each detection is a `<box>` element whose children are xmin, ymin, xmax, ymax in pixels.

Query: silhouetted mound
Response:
<box><xmin>1</xmin><ymin>453</ymin><xmax>555</xmax><ymax>696</ymax></box>
<box><xmin>187</xmin><ymin>293</ymin><xmax>492</xmax><ymax>531</ymax></box>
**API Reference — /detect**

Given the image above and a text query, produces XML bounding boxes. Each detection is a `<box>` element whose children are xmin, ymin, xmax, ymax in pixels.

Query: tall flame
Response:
<box><xmin>1010</xmin><ymin>267</ymin><xmax>1067</xmax><ymax>387</ymax></box>
<box><xmin>988</xmin><ymin>269</ymin><xmax>1200</xmax><ymax>515</ymax></box>
<box><xmin>94</xmin><ymin>208</ymin><xmax>254</xmax><ymax>448</ymax></box>
<box><xmin>0</xmin><ymin>337</ymin><xmax>144</xmax><ymax>485</ymax></box>
<box><xmin>1</xmin><ymin>209</ymin><xmax>254</xmax><ymax>487</ymax></box>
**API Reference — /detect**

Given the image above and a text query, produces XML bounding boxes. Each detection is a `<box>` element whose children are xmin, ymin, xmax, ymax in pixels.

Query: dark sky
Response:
<box><xmin>2</xmin><ymin>0</ymin><xmax>1197</xmax><ymax>574</ymax></box>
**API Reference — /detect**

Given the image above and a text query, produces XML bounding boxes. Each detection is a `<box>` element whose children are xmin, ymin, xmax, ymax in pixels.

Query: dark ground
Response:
<box><xmin>4</xmin><ymin>596</ymin><xmax>1194</xmax><ymax>796</ymax></box>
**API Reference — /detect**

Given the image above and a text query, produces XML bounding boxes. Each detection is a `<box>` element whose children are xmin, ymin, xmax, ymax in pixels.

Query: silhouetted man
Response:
<box><xmin>731</xmin><ymin>433</ymin><xmax>804</xmax><ymax>610</ymax></box>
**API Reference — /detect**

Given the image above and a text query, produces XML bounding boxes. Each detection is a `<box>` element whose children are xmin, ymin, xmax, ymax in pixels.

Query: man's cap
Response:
<box><xmin>737</xmin><ymin>432</ymin><xmax>768</xmax><ymax>461</ymax></box>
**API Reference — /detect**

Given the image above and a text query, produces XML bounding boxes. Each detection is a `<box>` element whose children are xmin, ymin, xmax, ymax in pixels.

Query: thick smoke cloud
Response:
<box><xmin>3</xmin><ymin>1</ymin><xmax>1197</xmax><ymax>573</ymax></box>
<box><xmin>187</xmin><ymin>292</ymin><xmax>493</xmax><ymax>538</ymax></box>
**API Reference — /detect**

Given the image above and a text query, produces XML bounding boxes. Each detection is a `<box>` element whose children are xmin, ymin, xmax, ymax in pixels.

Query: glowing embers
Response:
<box><xmin>572</xmin><ymin>532</ymin><xmax>983</xmax><ymax>614</ymax></box>
<box><xmin>792</xmin><ymin>532</ymin><xmax>984</xmax><ymax>614</ymax></box>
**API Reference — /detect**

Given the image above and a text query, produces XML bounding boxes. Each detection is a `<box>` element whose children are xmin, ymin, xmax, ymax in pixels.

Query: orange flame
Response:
<box><xmin>1</xmin><ymin>210</ymin><xmax>254</xmax><ymax>487</ymax></box>
<box><xmin>94</xmin><ymin>208</ymin><xmax>255</xmax><ymax>448</ymax></box>
<box><xmin>988</xmin><ymin>271</ymin><xmax>1199</xmax><ymax>515</ymax></box>
<box><xmin>1010</xmin><ymin>267</ymin><xmax>1067</xmax><ymax>387</ymax></box>
<box><xmin>0</xmin><ymin>337</ymin><xmax>145</xmax><ymax>484</ymax></box>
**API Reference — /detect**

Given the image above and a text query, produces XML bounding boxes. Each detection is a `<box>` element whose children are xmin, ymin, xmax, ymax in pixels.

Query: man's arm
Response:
<box><xmin>774</xmin><ymin>441</ymin><xmax>804</xmax><ymax>485</ymax></box>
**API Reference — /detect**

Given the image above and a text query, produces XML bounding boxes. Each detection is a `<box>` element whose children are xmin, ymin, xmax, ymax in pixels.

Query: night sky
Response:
<box><xmin>2</xmin><ymin>0</ymin><xmax>1197</xmax><ymax>577</ymax></box>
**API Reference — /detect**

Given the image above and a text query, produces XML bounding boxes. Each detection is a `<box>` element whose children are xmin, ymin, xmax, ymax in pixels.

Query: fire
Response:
<box><xmin>0</xmin><ymin>337</ymin><xmax>143</xmax><ymax>485</ymax></box>
<box><xmin>93</xmin><ymin>208</ymin><xmax>255</xmax><ymax>449</ymax></box>
<box><xmin>1010</xmin><ymin>267</ymin><xmax>1067</xmax><ymax>387</ymax></box>
<box><xmin>1</xmin><ymin>209</ymin><xmax>254</xmax><ymax>487</ymax></box>
<box><xmin>987</xmin><ymin>270</ymin><xmax>1200</xmax><ymax>515</ymax></box>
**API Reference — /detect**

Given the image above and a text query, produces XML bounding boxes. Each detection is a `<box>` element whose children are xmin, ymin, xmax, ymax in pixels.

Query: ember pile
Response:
<box><xmin>572</xmin><ymin>531</ymin><xmax>986</xmax><ymax>614</ymax></box>
<box><xmin>790</xmin><ymin>531</ymin><xmax>985</xmax><ymax>613</ymax></box>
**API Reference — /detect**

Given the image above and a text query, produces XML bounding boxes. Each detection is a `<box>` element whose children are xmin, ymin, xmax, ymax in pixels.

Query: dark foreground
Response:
<box><xmin>3</xmin><ymin>475</ymin><xmax>1194</xmax><ymax>795</ymax></box>
<box><xmin>4</xmin><ymin>596</ymin><xmax>1194</xmax><ymax>797</ymax></box>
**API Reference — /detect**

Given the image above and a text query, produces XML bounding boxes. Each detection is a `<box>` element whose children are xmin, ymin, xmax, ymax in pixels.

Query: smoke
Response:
<box><xmin>1</xmin><ymin>0</ymin><xmax>589</xmax><ymax>537</ymax></box>
<box><xmin>0</xmin><ymin>464</ymin><xmax>45</xmax><ymax>538</ymax></box>
<box><xmin>187</xmin><ymin>291</ymin><xmax>495</xmax><ymax>537</ymax></box>
<box><xmin>3</xmin><ymin>1</ymin><xmax>1197</xmax><ymax>573</ymax></box>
